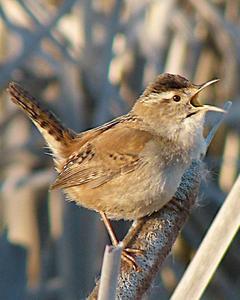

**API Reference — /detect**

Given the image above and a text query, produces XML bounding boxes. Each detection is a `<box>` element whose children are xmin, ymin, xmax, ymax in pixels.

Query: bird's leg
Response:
<box><xmin>100</xmin><ymin>211</ymin><xmax>118</xmax><ymax>246</ymax></box>
<box><xmin>100</xmin><ymin>212</ymin><xmax>143</xmax><ymax>270</ymax></box>
<box><xmin>121</xmin><ymin>218</ymin><xmax>145</xmax><ymax>249</ymax></box>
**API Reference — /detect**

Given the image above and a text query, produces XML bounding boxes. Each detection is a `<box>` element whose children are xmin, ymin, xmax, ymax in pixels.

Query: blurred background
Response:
<box><xmin>0</xmin><ymin>0</ymin><xmax>239</xmax><ymax>299</ymax></box>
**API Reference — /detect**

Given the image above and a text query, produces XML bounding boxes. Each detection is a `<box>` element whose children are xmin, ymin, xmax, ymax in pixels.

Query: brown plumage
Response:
<box><xmin>8</xmin><ymin>74</ymin><xmax>224</xmax><ymax>268</ymax></box>
<box><xmin>142</xmin><ymin>73</ymin><xmax>191</xmax><ymax>97</ymax></box>
<box><xmin>8</xmin><ymin>83</ymin><xmax>76</xmax><ymax>166</ymax></box>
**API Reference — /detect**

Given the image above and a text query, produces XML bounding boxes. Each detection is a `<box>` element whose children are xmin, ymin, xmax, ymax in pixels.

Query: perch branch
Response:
<box><xmin>89</xmin><ymin>161</ymin><xmax>203</xmax><ymax>300</ymax></box>
<box><xmin>88</xmin><ymin>102</ymin><xmax>230</xmax><ymax>299</ymax></box>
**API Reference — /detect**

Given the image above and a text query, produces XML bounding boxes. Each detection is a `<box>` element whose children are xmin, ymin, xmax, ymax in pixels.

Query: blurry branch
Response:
<box><xmin>189</xmin><ymin>0</ymin><xmax>240</xmax><ymax>51</ymax></box>
<box><xmin>0</xmin><ymin>0</ymin><xmax>78</xmax><ymax>87</ymax></box>
<box><xmin>16</xmin><ymin>0</ymin><xmax>79</xmax><ymax>64</ymax></box>
<box><xmin>89</xmin><ymin>103</ymin><xmax>231</xmax><ymax>299</ymax></box>
<box><xmin>205</xmin><ymin>101</ymin><xmax>232</xmax><ymax>148</ymax></box>
<box><xmin>220</xmin><ymin>100</ymin><xmax>240</xmax><ymax>130</ymax></box>
<box><xmin>0</xmin><ymin>110</ymin><xmax>18</xmax><ymax>132</ymax></box>
<box><xmin>140</xmin><ymin>0</ymin><xmax>178</xmax><ymax>77</ymax></box>
<box><xmin>171</xmin><ymin>10</ymin><xmax>196</xmax><ymax>44</ymax></box>
<box><xmin>171</xmin><ymin>173</ymin><xmax>240</xmax><ymax>300</ymax></box>
<box><xmin>81</xmin><ymin>0</ymin><xmax>126</xmax><ymax>122</ymax></box>
<box><xmin>13</xmin><ymin>170</ymin><xmax>54</xmax><ymax>190</ymax></box>
<box><xmin>188</xmin><ymin>0</ymin><xmax>239</xmax><ymax>97</ymax></box>
<box><xmin>93</xmin><ymin>0</ymin><xmax>123</xmax><ymax>125</ymax></box>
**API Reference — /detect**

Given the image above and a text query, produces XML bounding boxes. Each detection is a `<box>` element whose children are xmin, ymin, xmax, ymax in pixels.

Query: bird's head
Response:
<box><xmin>132</xmin><ymin>73</ymin><xmax>225</xmax><ymax>139</ymax></box>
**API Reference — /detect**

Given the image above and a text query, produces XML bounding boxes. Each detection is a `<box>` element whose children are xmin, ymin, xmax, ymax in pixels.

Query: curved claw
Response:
<box><xmin>124</xmin><ymin>248</ymin><xmax>144</xmax><ymax>255</ymax></box>
<box><xmin>121</xmin><ymin>249</ymin><xmax>143</xmax><ymax>272</ymax></box>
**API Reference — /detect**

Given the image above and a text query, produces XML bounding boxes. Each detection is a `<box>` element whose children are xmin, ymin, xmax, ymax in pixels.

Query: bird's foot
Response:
<box><xmin>121</xmin><ymin>247</ymin><xmax>144</xmax><ymax>271</ymax></box>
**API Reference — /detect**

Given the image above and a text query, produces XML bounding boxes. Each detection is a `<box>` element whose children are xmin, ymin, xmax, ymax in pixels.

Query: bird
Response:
<box><xmin>8</xmin><ymin>73</ymin><xmax>225</xmax><ymax>268</ymax></box>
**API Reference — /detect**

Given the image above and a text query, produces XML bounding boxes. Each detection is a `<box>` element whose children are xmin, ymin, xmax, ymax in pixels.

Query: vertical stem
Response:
<box><xmin>98</xmin><ymin>245</ymin><xmax>122</xmax><ymax>300</ymax></box>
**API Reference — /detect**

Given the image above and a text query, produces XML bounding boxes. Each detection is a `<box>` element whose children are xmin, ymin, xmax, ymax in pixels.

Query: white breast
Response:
<box><xmin>179</xmin><ymin>113</ymin><xmax>207</xmax><ymax>160</ymax></box>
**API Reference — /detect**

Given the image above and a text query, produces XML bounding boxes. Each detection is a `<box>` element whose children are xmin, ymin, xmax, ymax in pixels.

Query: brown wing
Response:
<box><xmin>51</xmin><ymin>126</ymin><xmax>152</xmax><ymax>190</ymax></box>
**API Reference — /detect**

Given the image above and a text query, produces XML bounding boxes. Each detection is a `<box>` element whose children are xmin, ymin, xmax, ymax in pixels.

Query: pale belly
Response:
<box><xmin>65</xmin><ymin>158</ymin><xmax>189</xmax><ymax>220</ymax></box>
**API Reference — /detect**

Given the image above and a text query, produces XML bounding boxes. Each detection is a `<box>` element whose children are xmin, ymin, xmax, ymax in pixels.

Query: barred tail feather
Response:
<box><xmin>8</xmin><ymin>82</ymin><xmax>76</xmax><ymax>161</ymax></box>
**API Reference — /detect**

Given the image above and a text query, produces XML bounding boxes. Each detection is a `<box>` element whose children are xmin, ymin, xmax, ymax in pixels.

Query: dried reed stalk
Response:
<box><xmin>97</xmin><ymin>245</ymin><xmax>122</xmax><ymax>300</ymax></box>
<box><xmin>171</xmin><ymin>173</ymin><xmax>240</xmax><ymax>300</ymax></box>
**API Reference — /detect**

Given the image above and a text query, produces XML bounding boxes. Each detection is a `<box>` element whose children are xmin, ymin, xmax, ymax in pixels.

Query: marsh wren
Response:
<box><xmin>8</xmin><ymin>73</ymin><xmax>225</xmax><ymax>267</ymax></box>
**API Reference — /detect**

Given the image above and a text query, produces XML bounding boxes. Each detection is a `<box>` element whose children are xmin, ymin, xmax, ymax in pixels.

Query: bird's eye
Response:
<box><xmin>173</xmin><ymin>95</ymin><xmax>181</xmax><ymax>102</ymax></box>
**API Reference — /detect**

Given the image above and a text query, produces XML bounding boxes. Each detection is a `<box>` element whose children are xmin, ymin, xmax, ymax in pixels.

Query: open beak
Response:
<box><xmin>190</xmin><ymin>79</ymin><xmax>226</xmax><ymax>113</ymax></box>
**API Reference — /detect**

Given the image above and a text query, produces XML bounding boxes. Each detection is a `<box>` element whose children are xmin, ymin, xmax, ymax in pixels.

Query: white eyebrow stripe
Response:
<box><xmin>142</xmin><ymin>91</ymin><xmax>176</xmax><ymax>103</ymax></box>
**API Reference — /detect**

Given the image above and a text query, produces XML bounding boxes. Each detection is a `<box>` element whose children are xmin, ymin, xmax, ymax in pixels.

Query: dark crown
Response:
<box><xmin>143</xmin><ymin>73</ymin><xmax>191</xmax><ymax>97</ymax></box>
